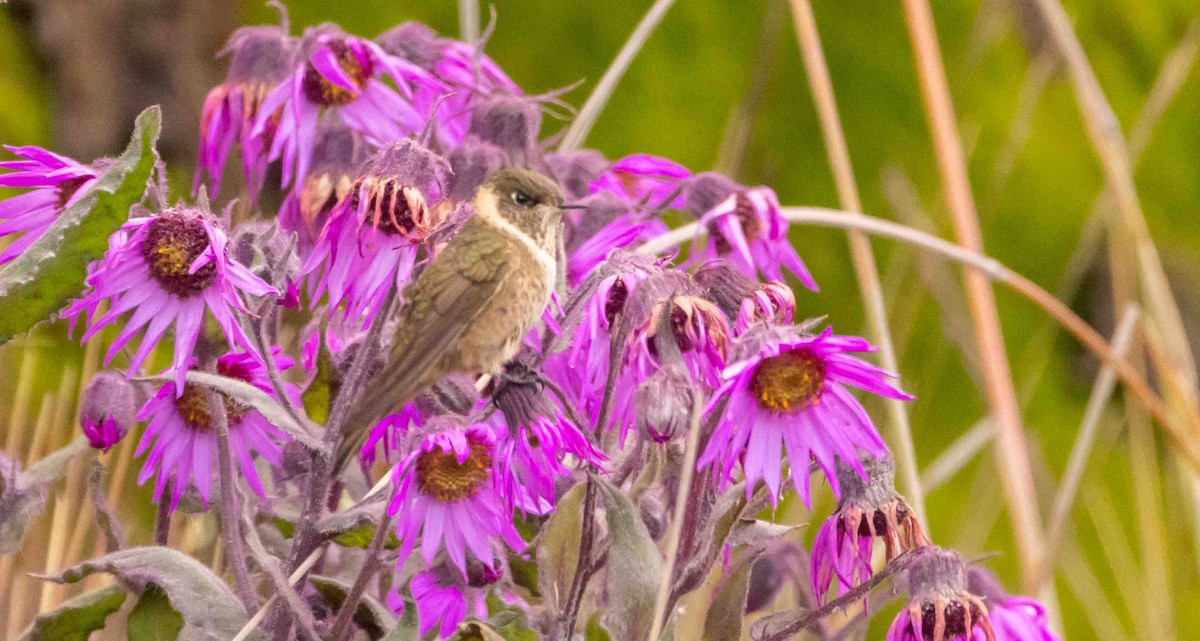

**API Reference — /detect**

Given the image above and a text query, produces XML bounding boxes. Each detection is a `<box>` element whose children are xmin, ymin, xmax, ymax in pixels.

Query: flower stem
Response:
<box><xmin>207</xmin><ymin>388</ymin><xmax>260</xmax><ymax>613</ymax></box>
<box><xmin>787</xmin><ymin>0</ymin><xmax>924</xmax><ymax>525</ymax></box>
<box><xmin>327</xmin><ymin>480</ymin><xmax>399</xmax><ymax>641</ymax></box>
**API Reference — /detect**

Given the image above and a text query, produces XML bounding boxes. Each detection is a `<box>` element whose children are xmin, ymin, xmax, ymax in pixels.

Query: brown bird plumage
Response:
<box><xmin>335</xmin><ymin>167</ymin><xmax>566</xmax><ymax>471</ymax></box>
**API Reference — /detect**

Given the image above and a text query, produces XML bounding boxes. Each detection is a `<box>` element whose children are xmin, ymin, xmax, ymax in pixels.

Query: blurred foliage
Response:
<box><xmin>2</xmin><ymin>0</ymin><xmax>1200</xmax><ymax>639</ymax></box>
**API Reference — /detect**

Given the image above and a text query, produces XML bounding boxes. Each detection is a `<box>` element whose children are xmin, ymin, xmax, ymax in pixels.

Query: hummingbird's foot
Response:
<box><xmin>493</xmin><ymin>360</ymin><xmax>545</xmax><ymax>394</ymax></box>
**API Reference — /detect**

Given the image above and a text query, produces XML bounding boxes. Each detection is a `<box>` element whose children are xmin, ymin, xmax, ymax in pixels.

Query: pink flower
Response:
<box><xmin>402</xmin><ymin>560</ymin><xmax>512</xmax><ymax>638</ymax></box>
<box><xmin>133</xmin><ymin>349</ymin><xmax>296</xmax><ymax>512</ymax></box>
<box><xmin>301</xmin><ymin>139</ymin><xmax>448</xmax><ymax>326</ymax></box>
<box><xmin>0</xmin><ymin>145</ymin><xmax>99</xmax><ymax>263</ymax></box>
<box><xmin>195</xmin><ymin>21</ymin><xmax>298</xmax><ymax>199</ymax></box>
<box><xmin>685</xmin><ymin>172</ymin><xmax>817</xmax><ymax>290</ymax></box>
<box><xmin>388</xmin><ymin>421</ymin><xmax>523</xmax><ymax>575</ymax></box>
<box><xmin>589</xmin><ymin>154</ymin><xmax>691</xmax><ymax>208</ymax></box>
<box><xmin>253</xmin><ymin>27</ymin><xmax>441</xmax><ymax>189</ymax></box>
<box><xmin>967</xmin><ymin>568</ymin><xmax>1061</xmax><ymax>641</ymax></box>
<box><xmin>697</xmin><ymin>326</ymin><xmax>911</xmax><ymax>507</ymax></box>
<box><xmin>65</xmin><ymin>209</ymin><xmax>277</xmax><ymax>392</ymax></box>
<box><xmin>888</xmin><ymin>548</ymin><xmax>995</xmax><ymax>641</ymax></box>
<box><xmin>810</xmin><ymin>457</ymin><xmax>929</xmax><ymax>605</ymax></box>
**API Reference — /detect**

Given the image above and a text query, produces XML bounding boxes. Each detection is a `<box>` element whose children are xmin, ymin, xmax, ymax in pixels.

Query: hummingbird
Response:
<box><xmin>335</xmin><ymin>167</ymin><xmax>571</xmax><ymax>471</ymax></box>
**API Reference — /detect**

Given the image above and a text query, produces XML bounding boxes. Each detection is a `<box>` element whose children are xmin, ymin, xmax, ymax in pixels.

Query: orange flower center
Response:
<box><xmin>749</xmin><ymin>348</ymin><xmax>826</xmax><ymax>412</ymax></box>
<box><xmin>416</xmin><ymin>439</ymin><xmax>493</xmax><ymax>502</ymax></box>
<box><xmin>302</xmin><ymin>41</ymin><xmax>368</xmax><ymax>107</ymax></box>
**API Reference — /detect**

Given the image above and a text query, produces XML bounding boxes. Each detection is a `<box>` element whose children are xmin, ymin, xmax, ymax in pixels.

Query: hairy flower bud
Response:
<box><xmin>447</xmin><ymin>139</ymin><xmax>508</xmax><ymax>201</ymax></box>
<box><xmin>636</xmin><ymin>369</ymin><xmax>694</xmax><ymax>444</ymax></box>
<box><xmin>375</xmin><ymin>21</ymin><xmax>445</xmax><ymax>69</ymax></box>
<box><xmin>79</xmin><ymin>372</ymin><xmax>138</xmax><ymax>452</ymax></box>
<box><xmin>467</xmin><ymin>93</ymin><xmax>543</xmax><ymax>164</ymax></box>
<box><xmin>546</xmin><ymin>149</ymin><xmax>608</xmax><ymax>201</ymax></box>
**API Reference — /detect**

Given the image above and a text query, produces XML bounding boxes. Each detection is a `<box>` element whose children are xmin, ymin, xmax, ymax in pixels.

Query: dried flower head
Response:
<box><xmin>888</xmin><ymin>548</ymin><xmax>995</xmax><ymax>641</ymax></box>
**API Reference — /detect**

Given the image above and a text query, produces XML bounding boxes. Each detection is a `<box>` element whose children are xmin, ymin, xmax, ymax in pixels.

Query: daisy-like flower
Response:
<box><xmin>360</xmin><ymin>403</ymin><xmax>423</xmax><ymax>468</ymax></box>
<box><xmin>277</xmin><ymin>121</ymin><xmax>371</xmax><ymax>257</ymax></box>
<box><xmin>589</xmin><ymin>153</ymin><xmax>690</xmax><ymax>208</ymax></box>
<box><xmin>0</xmin><ymin>145</ymin><xmax>99</xmax><ymax>263</ymax></box>
<box><xmin>133</xmin><ymin>349</ymin><xmax>296</xmax><ymax>512</ymax></box>
<box><xmin>967</xmin><ymin>569</ymin><xmax>1061</xmax><ymax>641</ymax></box>
<box><xmin>491</xmin><ymin>363</ymin><xmax>605</xmax><ymax>512</ymax></box>
<box><xmin>254</xmin><ymin>25</ymin><xmax>440</xmax><ymax>189</ymax></box>
<box><xmin>65</xmin><ymin>208</ymin><xmax>277</xmax><ymax>391</ymax></box>
<box><xmin>888</xmin><ymin>548</ymin><xmax>995</xmax><ymax>641</ymax></box>
<box><xmin>684</xmin><ymin>172</ymin><xmax>817</xmax><ymax>290</ymax></box>
<box><xmin>79</xmin><ymin>371</ymin><xmax>138</xmax><ymax>452</ymax></box>
<box><xmin>697</xmin><ymin>325</ymin><xmax>911</xmax><ymax>506</ymax></box>
<box><xmin>811</xmin><ymin>456</ymin><xmax>930</xmax><ymax>605</ymax></box>
<box><xmin>401</xmin><ymin>559</ymin><xmax>511</xmax><ymax>638</ymax></box>
<box><xmin>301</xmin><ymin>138</ymin><xmax>448</xmax><ymax>326</ymax></box>
<box><xmin>388</xmin><ymin>419</ymin><xmax>523</xmax><ymax>575</ymax></box>
<box><xmin>195</xmin><ymin>19</ymin><xmax>298</xmax><ymax>199</ymax></box>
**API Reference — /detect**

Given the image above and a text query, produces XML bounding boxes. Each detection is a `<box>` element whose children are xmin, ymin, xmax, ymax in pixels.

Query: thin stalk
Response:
<box><xmin>559</xmin><ymin>476</ymin><xmax>598</xmax><ymax>639</ymax></box>
<box><xmin>1029</xmin><ymin>0</ymin><xmax>1200</xmax><ymax>416</ymax></box>
<box><xmin>88</xmin><ymin>460</ymin><xmax>126</xmax><ymax>553</ymax></box>
<box><xmin>789</xmin><ymin>0</ymin><xmax>924</xmax><ymax>525</ymax></box>
<box><xmin>458</xmin><ymin>0</ymin><xmax>480</xmax><ymax>43</ymax></box>
<box><xmin>637</xmin><ymin>209</ymin><xmax>1200</xmax><ymax>470</ymax></box>
<box><xmin>647</xmin><ymin>390</ymin><xmax>705</xmax><ymax>641</ymax></box>
<box><xmin>328</xmin><ymin>481</ymin><xmax>400</xmax><ymax>641</ymax></box>
<box><xmin>231</xmin><ymin>549</ymin><xmax>325</xmax><ymax>641</ymax></box>
<box><xmin>558</xmin><ymin>0</ymin><xmax>677</xmax><ymax>152</ymax></box>
<box><xmin>1034</xmin><ymin>304</ymin><xmax>1140</xmax><ymax>587</ymax></box>
<box><xmin>154</xmin><ymin>489</ymin><xmax>172</xmax><ymax>546</ymax></box>
<box><xmin>900</xmin><ymin>0</ymin><xmax>1047</xmax><ymax>594</ymax></box>
<box><xmin>207</xmin><ymin>389</ymin><xmax>260</xmax><ymax>613</ymax></box>
<box><xmin>239</xmin><ymin>500</ymin><xmax>322</xmax><ymax>641</ymax></box>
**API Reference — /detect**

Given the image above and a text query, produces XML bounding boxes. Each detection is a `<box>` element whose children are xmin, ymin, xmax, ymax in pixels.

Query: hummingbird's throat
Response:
<box><xmin>749</xmin><ymin>348</ymin><xmax>826</xmax><ymax>413</ymax></box>
<box><xmin>350</xmin><ymin>176</ymin><xmax>432</xmax><ymax>241</ymax></box>
<box><xmin>142</xmin><ymin>212</ymin><xmax>218</xmax><ymax>299</ymax></box>
<box><xmin>416</xmin><ymin>439</ymin><xmax>493</xmax><ymax>502</ymax></box>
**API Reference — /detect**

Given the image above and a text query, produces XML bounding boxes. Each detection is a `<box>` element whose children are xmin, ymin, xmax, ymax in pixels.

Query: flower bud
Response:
<box><xmin>79</xmin><ymin>372</ymin><xmax>138</xmax><ymax>452</ymax></box>
<box><xmin>636</xmin><ymin>370</ymin><xmax>694</xmax><ymax>444</ymax></box>
<box><xmin>546</xmin><ymin>149</ymin><xmax>607</xmax><ymax>201</ymax></box>
<box><xmin>447</xmin><ymin>139</ymin><xmax>508</xmax><ymax>201</ymax></box>
<box><xmin>467</xmin><ymin>93</ymin><xmax>542</xmax><ymax>164</ymax></box>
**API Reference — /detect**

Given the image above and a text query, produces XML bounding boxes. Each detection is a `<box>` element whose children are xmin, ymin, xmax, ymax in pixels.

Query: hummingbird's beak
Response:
<box><xmin>559</xmin><ymin>203</ymin><xmax>588</xmax><ymax>210</ymax></box>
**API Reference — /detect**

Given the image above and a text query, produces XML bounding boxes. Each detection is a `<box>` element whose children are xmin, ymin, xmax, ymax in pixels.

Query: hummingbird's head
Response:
<box><xmin>479</xmin><ymin>167</ymin><xmax>568</xmax><ymax>247</ymax></box>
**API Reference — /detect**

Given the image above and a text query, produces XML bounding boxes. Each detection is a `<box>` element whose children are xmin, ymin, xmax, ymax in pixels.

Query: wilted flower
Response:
<box><xmin>491</xmin><ymin>363</ymin><xmax>605</xmax><ymax>511</ymax></box>
<box><xmin>684</xmin><ymin>172</ymin><xmax>817</xmax><ymax>290</ymax></box>
<box><xmin>811</xmin><ymin>456</ymin><xmax>930</xmax><ymax>605</ymax></box>
<box><xmin>254</xmin><ymin>26</ymin><xmax>440</xmax><ymax>188</ymax></box>
<box><xmin>697</xmin><ymin>325</ymin><xmax>911</xmax><ymax>506</ymax></box>
<box><xmin>693</xmin><ymin>261</ymin><xmax>796</xmax><ymax>333</ymax></box>
<box><xmin>967</xmin><ymin>568</ymin><xmax>1061</xmax><ymax>641</ymax></box>
<box><xmin>301</xmin><ymin>138</ymin><xmax>448</xmax><ymax>325</ymax></box>
<box><xmin>79</xmin><ymin>372</ymin><xmax>138</xmax><ymax>452</ymax></box>
<box><xmin>0</xmin><ymin>145</ymin><xmax>99</xmax><ymax>263</ymax></box>
<box><xmin>195</xmin><ymin>19</ymin><xmax>298</xmax><ymax>199</ymax></box>
<box><xmin>388</xmin><ymin>420</ymin><xmax>523</xmax><ymax>575</ymax></box>
<box><xmin>590</xmin><ymin>153</ymin><xmax>690</xmax><ymax>208</ymax></box>
<box><xmin>65</xmin><ymin>208</ymin><xmax>277</xmax><ymax>391</ymax></box>
<box><xmin>278</xmin><ymin>121</ymin><xmax>371</xmax><ymax>255</ymax></box>
<box><xmin>888</xmin><ymin>548</ymin><xmax>995</xmax><ymax>641</ymax></box>
<box><xmin>133</xmin><ymin>349</ymin><xmax>296</xmax><ymax>512</ymax></box>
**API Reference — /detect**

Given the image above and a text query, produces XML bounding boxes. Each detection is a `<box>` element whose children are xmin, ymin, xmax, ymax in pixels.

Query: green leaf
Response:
<box><xmin>142</xmin><ymin>370</ymin><xmax>323</xmax><ymax>451</ymax></box>
<box><xmin>0</xmin><ymin>106</ymin><xmax>160</xmax><ymax>344</ymax></box>
<box><xmin>301</xmin><ymin>328</ymin><xmax>338</xmax><ymax>424</ymax></box>
<box><xmin>0</xmin><ymin>438</ymin><xmax>91</xmax><ymax>554</ymax></box>
<box><xmin>15</xmin><ymin>585</ymin><xmax>126</xmax><ymax>641</ymax></box>
<box><xmin>702</xmin><ymin>550</ymin><xmax>763</xmax><ymax>641</ymax></box>
<box><xmin>310</xmin><ymin>575</ymin><xmax>396</xmax><ymax>640</ymax></box>
<box><xmin>596</xmin><ymin>479</ymin><xmax>662</xmax><ymax>641</ymax></box>
<box><xmin>453</xmin><ymin>608</ymin><xmax>540</xmax><ymax>641</ymax></box>
<box><xmin>127</xmin><ymin>585</ymin><xmax>185</xmax><ymax>641</ymax></box>
<box><xmin>533</xmin><ymin>481</ymin><xmax>586</xmax><ymax>615</ymax></box>
<box><xmin>33</xmin><ymin>546</ymin><xmax>256</xmax><ymax>641</ymax></box>
<box><xmin>585</xmin><ymin>613</ymin><xmax>613</xmax><ymax>641</ymax></box>
<box><xmin>379</xmin><ymin>597</ymin><xmax>419</xmax><ymax>641</ymax></box>
<box><xmin>271</xmin><ymin>494</ymin><xmax>399</xmax><ymax>549</ymax></box>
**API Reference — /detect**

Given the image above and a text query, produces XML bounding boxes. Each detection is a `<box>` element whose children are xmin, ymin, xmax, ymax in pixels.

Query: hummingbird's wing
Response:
<box><xmin>336</xmin><ymin>227</ymin><xmax>514</xmax><ymax>470</ymax></box>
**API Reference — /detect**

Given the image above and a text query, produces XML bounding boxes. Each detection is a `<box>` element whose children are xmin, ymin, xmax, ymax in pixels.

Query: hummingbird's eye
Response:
<box><xmin>511</xmin><ymin>190</ymin><xmax>535</xmax><ymax>207</ymax></box>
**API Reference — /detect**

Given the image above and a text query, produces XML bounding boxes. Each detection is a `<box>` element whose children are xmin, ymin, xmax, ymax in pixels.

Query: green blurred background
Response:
<box><xmin>2</xmin><ymin>0</ymin><xmax>1199</xmax><ymax>639</ymax></box>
